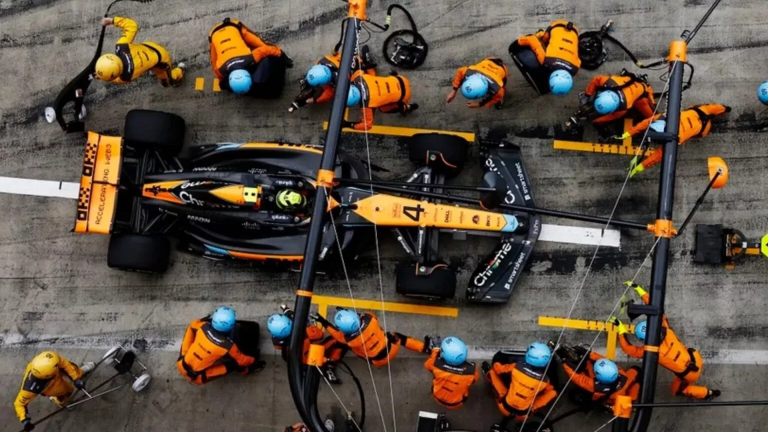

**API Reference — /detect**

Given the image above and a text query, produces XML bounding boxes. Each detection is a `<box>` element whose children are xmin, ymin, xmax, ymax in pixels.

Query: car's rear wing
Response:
<box><xmin>74</xmin><ymin>132</ymin><xmax>123</xmax><ymax>234</ymax></box>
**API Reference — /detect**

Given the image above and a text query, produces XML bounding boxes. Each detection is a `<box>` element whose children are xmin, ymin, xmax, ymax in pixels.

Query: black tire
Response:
<box><xmin>407</xmin><ymin>133</ymin><xmax>469</xmax><ymax>178</ymax></box>
<box><xmin>124</xmin><ymin>109</ymin><xmax>185</xmax><ymax>155</ymax></box>
<box><xmin>107</xmin><ymin>233</ymin><xmax>170</xmax><ymax>273</ymax></box>
<box><xmin>395</xmin><ymin>263</ymin><xmax>456</xmax><ymax>299</ymax></box>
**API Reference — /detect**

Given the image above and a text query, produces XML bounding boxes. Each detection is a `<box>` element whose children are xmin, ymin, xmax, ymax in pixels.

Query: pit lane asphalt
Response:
<box><xmin>2</xmin><ymin>0</ymin><xmax>768</xmax><ymax>430</ymax></box>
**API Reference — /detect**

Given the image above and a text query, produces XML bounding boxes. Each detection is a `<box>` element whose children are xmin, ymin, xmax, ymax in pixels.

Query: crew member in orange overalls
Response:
<box><xmin>176</xmin><ymin>307</ymin><xmax>265</xmax><ymax>385</ymax></box>
<box><xmin>582</xmin><ymin>71</ymin><xmax>656</xmax><ymax>124</ymax></box>
<box><xmin>319</xmin><ymin>310</ymin><xmax>429</xmax><ymax>367</ymax></box>
<box><xmin>209</xmin><ymin>18</ymin><xmax>290</xmax><ymax>94</ymax></box>
<box><xmin>95</xmin><ymin>16</ymin><xmax>184</xmax><ymax>87</ymax></box>
<box><xmin>343</xmin><ymin>71</ymin><xmax>418</xmax><ymax>131</ymax></box>
<box><xmin>484</xmin><ymin>342</ymin><xmax>558</xmax><ymax>421</ymax></box>
<box><xmin>289</xmin><ymin>46</ymin><xmax>376</xmax><ymax>112</ymax></box>
<box><xmin>268</xmin><ymin>307</ymin><xmax>345</xmax><ymax>383</ymax></box>
<box><xmin>14</xmin><ymin>351</ymin><xmax>95</xmax><ymax>431</ymax></box>
<box><xmin>560</xmin><ymin>350</ymin><xmax>641</xmax><ymax>407</ymax></box>
<box><xmin>615</xmin><ymin>282</ymin><xmax>721</xmax><ymax>400</ymax></box>
<box><xmin>424</xmin><ymin>336</ymin><xmax>479</xmax><ymax>410</ymax></box>
<box><xmin>446</xmin><ymin>57</ymin><xmax>509</xmax><ymax>109</ymax></box>
<box><xmin>517</xmin><ymin>19</ymin><xmax>581</xmax><ymax>96</ymax></box>
<box><xmin>621</xmin><ymin>104</ymin><xmax>730</xmax><ymax>177</ymax></box>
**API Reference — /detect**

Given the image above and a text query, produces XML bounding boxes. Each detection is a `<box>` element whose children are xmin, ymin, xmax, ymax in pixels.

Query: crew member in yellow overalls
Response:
<box><xmin>95</xmin><ymin>16</ymin><xmax>184</xmax><ymax>87</ymax></box>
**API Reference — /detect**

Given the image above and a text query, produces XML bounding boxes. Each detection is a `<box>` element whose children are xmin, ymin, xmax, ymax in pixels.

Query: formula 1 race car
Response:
<box><xmin>74</xmin><ymin>110</ymin><xmax>540</xmax><ymax>303</ymax></box>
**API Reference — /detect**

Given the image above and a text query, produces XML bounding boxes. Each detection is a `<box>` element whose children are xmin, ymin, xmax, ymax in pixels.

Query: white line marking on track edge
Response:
<box><xmin>0</xmin><ymin>177</ymin><xmax>621</xmax><ymax>247</ymax></box>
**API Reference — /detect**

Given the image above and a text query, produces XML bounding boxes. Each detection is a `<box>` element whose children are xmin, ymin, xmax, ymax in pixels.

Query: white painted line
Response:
<box><xmin>0</xmin><ymin>177</ymin><xmax>621</xmax><ymax>248</ymax></box>
<box><xmin>2</xmin><ymin>332</ymin><xmax>276</xmax><ymax>356</ymax></box>
<box><xmin>540</xmin><ymin>224</ymin><xmax>621</xmax><ymax>248</ymax></box>
<box><xmin>0</xmin><ymin>177</ymin><xmax>79</xmax><ymax>199</ymax></box>
<box><xmin>5</xmin><ymin>335</ymin><xmax>768</xmax><ymax>365</ymax></box>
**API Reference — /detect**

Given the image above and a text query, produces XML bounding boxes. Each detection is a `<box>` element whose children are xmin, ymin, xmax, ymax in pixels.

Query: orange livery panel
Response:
<box><xmin>75</xmin><ymin>132</ymin><xmax>123</xmax><ymax>234</ymax></box>
<box><xmin>351</xmin><ymin>194</ymin><xmax>521</xmax><ymax>233</ymax></box>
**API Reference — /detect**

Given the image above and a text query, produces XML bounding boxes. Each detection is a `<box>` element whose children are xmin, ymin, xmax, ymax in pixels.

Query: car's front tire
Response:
<box><xmin>407</xmin><ymin>133</ymin><xmax>469</xmax><ymax>178</ymax></box>
<box><xmin>395</xmin><ymin>262</ymin><xmax>456</xmax><ymax>300</ymax></box>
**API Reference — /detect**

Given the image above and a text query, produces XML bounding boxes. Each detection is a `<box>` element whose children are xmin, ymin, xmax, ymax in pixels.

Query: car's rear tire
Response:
<box><xmin>407</xmin><ymin>133</ymin><xmax>469</xmax><ymax>178</ymax></box>
<box><xmin>107</xmin><ymin>233</ymin><xmax>170</xmax><ymax>273</ymax></box>
<box><xmin>395</xmin><ymin>262</ymin><xmax>456</xmax><ymax>299</ymax></box>
<box><xmin>124</xmin><ymin>109</ymin><xmax>185</xmax><ymax>155</ymax></box>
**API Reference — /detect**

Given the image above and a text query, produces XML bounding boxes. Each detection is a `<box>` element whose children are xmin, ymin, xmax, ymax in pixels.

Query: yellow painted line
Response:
<box><xmin>606</xmin><ymin>329</ymin><xmax>617</xmax><ymax>360</ymax></box>
<box><xmin>194</xmin><ymin>77</ymin><xmax>205</xmax><ymax>91</ymax></box>
<box><xmin>553</xmin><ymin>140</ymin><xmax>653</xmax><ymax>156</ymax></box>
<box><xmin>312</xmin><ymin>295</ymin><xmax>458</xmax><ymax>318</ymax></box>
<box><xmin>213</xmin><ymin>79</ymin><xmax>221</xmax><ymax>92</ymax></box>
<box><xmin>323</xmin><ymin>122</ymin><xmax>475</xmax><ymax>142</ymax></box>
<box><xmin>315</xmin><ymin>303</ymin><xmax>328</xmax><ymax>328</ymax></box>
<box><xmin>538</xmin><ymin>316</ymin><xmax>636</xmax><ymax>361</ymax></box>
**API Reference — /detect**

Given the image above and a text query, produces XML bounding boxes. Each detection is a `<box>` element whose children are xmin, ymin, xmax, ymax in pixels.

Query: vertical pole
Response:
<box><xmin>626</xmin><ymin>43</ymin><xmax>687</xmax><ymax>432</ymax></box>
<box><xmin>287</xmin><ymin>17</ymin><xmax>360</xmax><ymax>432</ymax></box>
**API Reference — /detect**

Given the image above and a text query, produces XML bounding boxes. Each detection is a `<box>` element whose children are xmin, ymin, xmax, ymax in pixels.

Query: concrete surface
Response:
<box><xmin>2</xmin><ymin>0</ymin><xmax>768</xmax><ymax>431</ymax></box>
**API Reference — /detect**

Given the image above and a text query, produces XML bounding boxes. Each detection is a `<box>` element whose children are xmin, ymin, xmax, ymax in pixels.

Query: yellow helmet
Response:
<box><xmin>30</xmin><ymin>351</ymin><xmax>60</xmax><ymax>379</ymax></box>
<box><xmin>95</xmin><ymin>54</ymin><xmax>123</xmax><ymax>81</ymax></box>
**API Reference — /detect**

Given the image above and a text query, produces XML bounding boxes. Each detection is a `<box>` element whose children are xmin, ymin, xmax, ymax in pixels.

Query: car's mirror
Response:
<box><xmin>480</xmin><ymin>171</ymin><xmax>507</xmax><ymax>209</ymax></box>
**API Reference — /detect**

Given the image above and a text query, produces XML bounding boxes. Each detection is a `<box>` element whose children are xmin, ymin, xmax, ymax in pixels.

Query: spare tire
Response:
<box><xmin>124</xmin><ymin>109</ymin><xmax>185</xmax><ymax>155</ymax></box>
<box><xmin>407</xmin><ymin>133</ymin><xmax>469</xmax><ymax>178</ymax></box>
<box><xmin>107</xmin><ymin>233</ymin><xmax>170</xmax><ymax>273</ymax></box>
<box><xmin>395</xmin><ymin>262</ymin><xmax>456</xmax><ymax>299</ymax></box>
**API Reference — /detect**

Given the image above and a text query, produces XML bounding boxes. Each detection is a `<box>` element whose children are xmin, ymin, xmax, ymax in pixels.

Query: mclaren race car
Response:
<box><xmin>75</xmin><ymin>110</ymin><xmax>540</xmax><ymax>303</ymax></box>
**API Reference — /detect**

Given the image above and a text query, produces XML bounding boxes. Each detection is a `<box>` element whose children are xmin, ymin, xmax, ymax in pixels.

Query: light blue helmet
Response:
<box><xmin>635</xmin><ymin>320</ymin><xmax>647</xmax><ymax>341</ymax></box>
<box><xmin>306</xmin><ymin>65</ymin><xmax>333</xmax><ymax>87</ymax></box>
<box><xmin>347</xmin><ymin>86</ymin><xmax>362</xmax><ymax>107</ymax></box>
<box><xmin>440</xmin><ymin>336</ymin><xmax>468</xmax><ymax>366</ymax></box>
<box><xmin>594</xmin><ymin>91</ymin><xmax>621</xmax><ymax>115</ymax></box>
<box><xmin>211</xmin><ymin>306</ymin><xmax>236</xmax><ymax>333</ymax></box>
<box><xmin>334</xmin><ymin>310</ymin><xmax>361</xmax><ymax>334</ymax></box>
<box><xmin>649</xmin><ymin>120</ymin><xmax>667</xmax><ymax>133</ymax></box>
<box><xmin>758</xmin><ymin>80</ymin><xmax>768</xmax><ymax>105</ymax></box>
<box><xmin>549</xmin><ymin>70</ymin><xmax>573</xmax><ymax>97</ymax></box>
<box><xmin>461</xmin><ymin>75</ymin><xmax>489</xmax><ymax>100</ymax></box>
<box><xmin>229</xmin><ymin>69</ymin><xmax>252</xmax><ymax>95</ymax></box>
<box><xmin>267</xmin><ymin>314</ymin><xmax>293</xmax><ymax>339</ymax></box>
<box><xmin>525</xmin><ymin>342</ymin><xmax>552</xmax><ymax>368</ymax></box>
<box><xmin>594</xmin><ymin>358</ymin><xmax>620</xmax><ymax>384</ymax></box>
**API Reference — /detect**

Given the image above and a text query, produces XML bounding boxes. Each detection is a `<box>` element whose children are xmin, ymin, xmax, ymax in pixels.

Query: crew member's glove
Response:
<box><xmin>624</xmin><ymin>281</ymin><xmax>647</xmax><ymax>297</ymax></box>
<box><xmin>610</xmin><ymin>316</ymin><xmax>629</xmax><ymax>335</ymax></box>
<box><xmin>74</xmin><ymin>379</ymin><xmax>86</xmax><ymax>390</ymax></box>
<box><xmin>613</xmin><ymin>131</ymin><xmax>631</xmax><ymax>140</ymax></box>
<box><xmin>245</xmin><ymin>360</ymin><xmax>267</xmax><ymax>374</ymax></box>
<box><xmin>312</xmin><ymin>314</ymin><xmax>332</xmax><ymax>328</ymax></box>
<box><xmin>630</xmin><ymin>163</ymin><xmax>645</xmax><ymax>178</ymax></box>
<box><xmin>22</xmin><ymin>419</ymin><xmax>35</xmax><ymax>431</ymax></box>
<box><xmin>341</xmin><ymin>120</ymin><xmax>355</xmax><ymax>130</ymax></box>
<box><xmin>578</xmin><ymin>92</ymin><xmax>590</xmax><ymax>106</ymax></box>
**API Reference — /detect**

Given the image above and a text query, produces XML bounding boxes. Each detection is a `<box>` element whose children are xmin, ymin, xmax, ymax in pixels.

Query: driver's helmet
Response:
<box><xmin>276</xmin><ymin>189</ymin><xmax>307</xmax><ymax>211</ymax></box>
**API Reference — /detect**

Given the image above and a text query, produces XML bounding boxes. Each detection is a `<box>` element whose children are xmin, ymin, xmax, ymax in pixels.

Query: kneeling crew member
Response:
<box><xmin>486</xmin><ymin>342</ymin><xmax>558</xmax><ymax>420</ymax></box>
<box><xmin>268</xmin><ymin>309</ymin><xmax>344</xmax><ymax>383</ymax></box>
<box><xmin>95</xmin><ymin>16</ymin><xmax>184</xmax><ymax>87</ymax></box>
<box><xmin>561</xmin><ymin>353</ymin><xmax>640</xmax><ymax>406</ymax></box>
<box><xmin>343</xmin><ymin>70</ymin><xmax>418</xmax><ymax>131</ymax></box>
<box><xmin>424</xmin><ymin>336</ymin><xmax>479</xmax><ymax>410</ymax></box>
<box><xmin>517</xmin><ymin>20</ymin><xmax>581</xmax><ymax>96</ymax></box>
<box><xmin>319</xmin><ymin>310</ymin><xmax>427</xmax><ymax>367</ymax></box>
<box><xmin>616</xmin><ymin>283</ymin><xmax>720</xmax><ymax>400</ymax></box>
<box><xmin>15</xmin><ymin>351</ymin><xmax>95</xmax><ymax>431</ymax></box>
<box><xmin>290</xmin><ymin>46</ymin><xmax>376</xmax><ymax>112</ymax></box>
<box><xmin>209</xmin><ymin>18</ymin><xmax>289</xmax><ymax>95</ymax></box>
<box><xmin>446</xmin><ymin>57</ymin><xmax>508</xmax><ymax>109</ymax></box>
<box><xmin>621</xmin><ymin>103</ymin><xmax>730</xmax><ymax>177</ymax></box>
<box><xmin>177</xmin><ymin>307</ymin><xmax>264</xmax><ymax>385</ymax></box>
<box><xmin>584</xmin><ymin>71</ymin><xmax>656</xmax><ymax>124</ymax></box>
